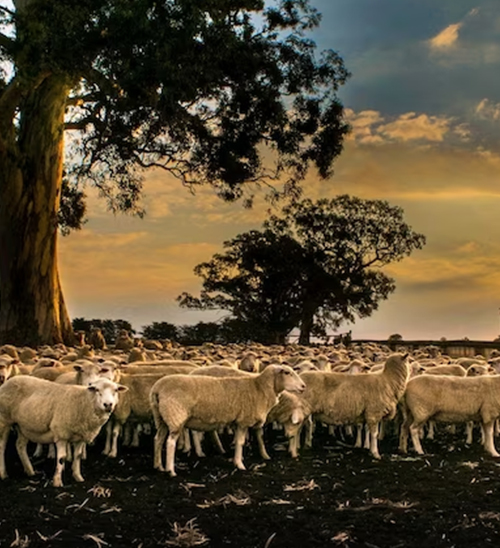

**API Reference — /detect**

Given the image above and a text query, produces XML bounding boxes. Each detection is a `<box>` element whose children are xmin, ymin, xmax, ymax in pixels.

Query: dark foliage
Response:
<box><xmin>72</xmin><ymin>317</ymin><xmax>135</xmax><ymax>344</ymax></box>
<box><xmin>179</xmin><ymin>195</ymin><xmax>426</xmax><ymax>344</ymax></box>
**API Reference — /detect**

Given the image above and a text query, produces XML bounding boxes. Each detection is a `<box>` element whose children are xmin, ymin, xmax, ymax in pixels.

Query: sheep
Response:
<box><xmin>0</xmin><ymin>377</ymin><xmax>127</xmax><ymax>486</ymax></box>
<box><xmin>399</xmin><ymin>374</ymin><xmax>500</xmax><ymax>457</ymax></box>
<box><xmin>88</xmin><ymin>327</ymin><xmax>107</xmax><ymax>350</ymax></box>
<box><xmin>55</xmin><ymin>362</ymin><xmax>104</xmax><ymax>386</ymax></box>
<box><xmin>0</xmin><ymin>345</ymin><xmax>19</xmax><ymax>360</ymax></box>
<box><xmin>150</xmin><ymin>364</ymin><xmax>305</xmax><ymax>476</ymax></box>
<box><xmin>423</xmin><ymin>364</ymin><xmax>467</xmax><ymax>377</ymax></box>
<box><xmin>103</xmin><ymin>373</ymin><xmax>166</xmax><ymax>458</ymax></box>
<box><xmin>263</xmin><ymin>391</ymin><xmax>312</xmax><ymax>458</ymax></box>
<box><xmin>0</xmin><ymin>356</ymin><xmax>20</xmax><ymax>385</ymax></box>
<box><xmin>300</xmin><ymin>353</ymin><xmax>409</xmax><ymax>459</ymax></box>
<box><xmin>128</xmin><ymin>348</ymin><xmax>147</xmax><ymax>363</ymax></box>
<box><xmin>238</xmin><ymin>352</ymin><xmax>260</xmax><ymax>373</ymax></box>
<box><xmin>114</xmin><ymin>330</ymin><xmax>135</xmax><ymax>351</ymax></box>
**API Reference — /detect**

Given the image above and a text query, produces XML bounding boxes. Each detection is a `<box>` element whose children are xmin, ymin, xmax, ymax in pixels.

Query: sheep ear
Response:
<box><xmin>87</xmin><ymin>385</ymin><xmax>97</xmax><ymax>392</ymax></box>
<box><xmin>116</xmin><ymin>384</ymin><xmax>128</xmax><ymax>392</ymax></box>
<box><xmin>100</xmin><ymin>367</ymin><xmax>109</xmax><ymax>374</ymax></box>
<box><xmin>74</xmin><ymin>365</ymin><xmax>83</xmax><ymax>372</ymax></box>
<box><xmin>97</xmin><ymin>358</ymin><xmax>105</xmax><ymax>363</ymax></box>
<box><xmin>401</xmin><ymin>353</ymin><xmax>409</xmax><ymax>360</ymax></box>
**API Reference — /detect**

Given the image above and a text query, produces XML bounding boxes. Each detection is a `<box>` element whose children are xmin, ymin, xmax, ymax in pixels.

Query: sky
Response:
<box><xmin>59</xmin><ymin>0</ymin><xmax>500</xmax><ymax>341</ymax></box>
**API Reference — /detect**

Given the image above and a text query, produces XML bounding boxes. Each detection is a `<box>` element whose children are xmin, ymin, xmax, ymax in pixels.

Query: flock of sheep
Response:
<box><xmin>0</xmin><ymin>328</ymin><xmax>500</xmax><ymax>487</ymax></box>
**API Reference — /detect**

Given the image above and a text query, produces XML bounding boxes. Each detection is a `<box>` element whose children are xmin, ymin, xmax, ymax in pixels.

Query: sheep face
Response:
<box><xmin>87</xmin><ymin>379</ymin><xmax>128</xmax><ymax>414</ymax></box>
<box><xmin>274</xmin><ymin>365</ymin><xmax>306</xmax><ymax>394</ymax></box>
<box><xmin>0</xmin><ymin>363</ymin><xmax>13</xmax><ymax>385</ymax></box>
<box><xmin>73</xmin><ymin>364</ymin><xmax>101</xmax><ymax>385</ymax></box>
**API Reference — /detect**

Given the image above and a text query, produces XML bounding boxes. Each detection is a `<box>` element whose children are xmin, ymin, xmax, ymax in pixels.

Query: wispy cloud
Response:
<box><xmin>345</xmin><ymin>109</ymin><xmax>459</xmax><ymax>145</ymax></box>
<box><xmin>429</xmin><ymin>22</ymin><xmax>463</xmax><ymax>50</ymax></box>
<box><xmin>475</xmin><ymin>98</ymin><xmax>500</xmax><ymax>121</ymax></box>
<box><xmin>428</xmin><ymin>7</ymin><xmax>479</xmax><ymax>51</ymax></box>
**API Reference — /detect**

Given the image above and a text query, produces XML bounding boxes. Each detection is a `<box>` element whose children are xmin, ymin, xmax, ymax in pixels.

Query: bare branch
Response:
<box><xmin>0</xmin><ymin>32</ymin><xmax>15</xmax><ymax>54</ymax></box>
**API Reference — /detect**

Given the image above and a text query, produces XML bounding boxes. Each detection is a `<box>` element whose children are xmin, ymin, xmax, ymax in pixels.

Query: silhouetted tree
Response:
<box><xmin>141</xmin><ymin>321</ymin><xmax>179</xmax><ymax>342</ymax></box>
<box><xmin>179</xmin><ymin>195</ymin><xmax>426</xmax><ymax>344</ymax></box>
<box><xmin>0</xmin><ymin>0</ymin><xmax>349</xmax><ymax>346</ymax></box>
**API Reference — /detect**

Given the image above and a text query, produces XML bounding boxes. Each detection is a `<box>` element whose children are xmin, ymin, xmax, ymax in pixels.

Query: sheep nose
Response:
<box><xmin>103</xmin><ymin>402</ymin><xmax>113</xmax><ymax>412</ymax></box>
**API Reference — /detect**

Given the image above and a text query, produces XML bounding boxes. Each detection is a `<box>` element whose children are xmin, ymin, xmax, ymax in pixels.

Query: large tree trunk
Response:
<box><xmin>0</xmin><ymin>75</ymin><xmax>74</xmax><ymax>346</ymax></box>
<box><xmin>298</xmin><ymin>300</ymin><xmax>318</xmax><ymax>346</ymax></box>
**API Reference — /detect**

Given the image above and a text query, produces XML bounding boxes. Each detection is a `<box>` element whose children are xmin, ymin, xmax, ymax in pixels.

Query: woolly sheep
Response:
<box><xmin>423</xmin><ymin>364</ymin><xmax>467</xmax><ymax>377</ymax></box>
<box><xmin>399</xmin><ymin>374</ymin><xmax>500</xmax><ymax>457</ymax></box>
<box><xmin>150</xmin><ymin>365</ymin><xmax>305</xmax><ymax>476</ymax></box>
<box><xmin>0</xmin><ymin>356</ymin><xmax>19</xmax><ymax>385</ymax></box>
<box><xmin>300</xmin><ymin>353</ymin><xmax>409</xmax><ymax>459</ymax></box>
<box><xmin>88</xmin><ymin>327</ymin><xmax>107</xmax><ymax>350</ymax></box>
<box><xmin>0</xmin><ymin>376</ymin><xmax>127</xmax><ymax>486</ymax></box>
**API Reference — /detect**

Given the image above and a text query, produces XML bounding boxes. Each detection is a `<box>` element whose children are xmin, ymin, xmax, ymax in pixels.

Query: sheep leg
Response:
<box><xmin>131</xmin><ymin>424</ymin><xmax>141</xmax><ymax>447</ymax></box>
<box><xmin>364</xmin><ymin>424</ymin><xmax>371</xmax><ymax>450</ymax></box>
<box><xmin>108</xmin><ymin>422</ymin><xmax>122</xmax><ymax>459</ymax></box>
<box><xmin>233</xmin><ymin>426</ymin><xmax>248</xmax><ymax>470</ymax></box>
<box><xmin>465</xmin><ymin>421</ymin><xmax>474</xmax><ymax>445</ymax></box>
<box><xmin>399</xmin><ymin>416</ymin><xmax>411</xmax><ymax>453</ymax></box>
<box><xmin>166</xmin><ymin>431</ymin><xmax>181</xmax><ymax>477</ymax></box>
<box><xmin>153</xmin><ymin>423</ymin><xmax>168</xmax><ymax>471</ymax></box>
<box><xmin>410</xmin><ymin>423</ymin><xmax>425</xmax><ymax>454</ymax></box>
<box><xmin>426</xmin><ymin>420</ymin><xmax>435</xmax><ymax>440</ymax></box>
<box><xmin>304</xmin><ymin>419</ymin><xmax>314</xmax><ymax>448</ymax></box>
<box><xmin>71</xmin><ymin>441</ymin><xmax>86</xmax><ymax>482</ymax></box>
<box><xmin>192</xmin><ymin>431</ymin><xmax>206</xmax><ymax>458</ymax></box>
<box><xmin>102</xmin><ymin>422</ymin><xmax>112</xmax><ymax>456</ymax></box>
<box><xmin>368</xmin><ymin>422</ymin><xmax>381</xmax><ymax>459</ymax></box>
<box><xmin>53</xmin><ymin>440</ymin><xmax>68</xmax><ymax>488</ymax></box>
<box><xmin>355</xmin><ymin>424</ymin><xmax>363</xmax><ymax>448</ymax></box>
<box><xmin>482</xmin><ymin>421</ymin><xmax>500</xmax><ymax>457</ymax></box>
<box><xmin>345</xmin><ymin>425</ymin><xmax>353</xmax><ymax>437</ymax></box>
<box><xmin>122</xmin><ymin>423</ymin><xmax>132</xmax><ymax>446</ymax></box>
<box><xmin>180</xmin><ymin>429</ymin><xmax>191</xmax><ymax>454</ymax></box>
<box><xmin>48</xmin><ymin>443</ymin><xmax>56</xmax><ymax>459</ymax></box>
<box><xmin>0</xmin><ymin>425</ymin><xmax>10</xmax><ymax>479</ymax></box>
<box><xmin>15</xmin><ymin>432</ymin><xmax>35</xmax><ymax>477</ymax></box>
<box><xmin>33</xmin><ymin>443</ymin><xmax>44</xmax><ymax>458</ymax></box>
<box><xmin>210</xmin><ymin>431</ymin><xmax>226</xmax><ymax>454</ymax></box>
<box><xmin>254</xmin><ymin>427</ymin><xmax>271</xmax><ymax>460</ymax></box>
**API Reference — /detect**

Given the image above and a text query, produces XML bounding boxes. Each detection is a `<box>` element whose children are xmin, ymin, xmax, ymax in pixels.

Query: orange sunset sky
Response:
<box><xmin>59</xmin><ymin>0</ymin><xmax>500</xmax><ymax>340</ymax></box>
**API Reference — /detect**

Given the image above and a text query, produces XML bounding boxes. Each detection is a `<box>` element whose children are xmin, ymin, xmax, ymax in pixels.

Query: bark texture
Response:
<box><xmin>0</xmin><ymin>75</ymin><xmax>74</xmax><ymax>346</ymax></box>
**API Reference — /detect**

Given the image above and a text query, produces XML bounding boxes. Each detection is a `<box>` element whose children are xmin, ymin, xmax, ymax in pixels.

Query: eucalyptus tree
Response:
<box><xmin>0</xmin><ymin>0</ymin><xmax>349</xmax><ymax>345</ymax></box>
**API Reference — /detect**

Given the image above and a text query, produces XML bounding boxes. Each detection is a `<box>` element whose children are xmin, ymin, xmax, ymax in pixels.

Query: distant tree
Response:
<box><xmin>179</xmin><ymin>322</ymin><xmax>223</xmax><ymax>346</ymax></box>
<box><xmin>141</xmin><ymin>321</ymin><xmax>179</xmax><ymax>342</ymax></box>
<box><xmin>388</xmin><ymin>333</ymin><xmax>403</xmax><ymax>342</ymax></box>
<box><xmin>179</xmin><ymin>195</ymin><xmax>426</xmax><ymax>344</ymax></box>
<box><xmin>0</xmin><ymin>0</ymin><xmax>349</xmax><ymax>347</ymax></box>
<box><xmin>178</xmin><ymin>229</ymin><xmax>308</xmax><ymax>344</ymax></box>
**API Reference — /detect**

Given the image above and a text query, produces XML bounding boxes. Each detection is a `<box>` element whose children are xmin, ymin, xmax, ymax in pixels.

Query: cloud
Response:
<box><xmin>428</xmin><ymin>22</ymin><xmax>463</xmax><ymax>50</ymax></box>
<box><xmin>378</xmin><ymin>113</ymin><xmax>451</xmax><ymax>142</ymax></box>
<box><xmin>346</xmin><ymin>109</ymin><xmax>457</xmax><ymax>145</ymax></box>
<box><xmin>475</xmin><ymin>98</ymin><xmax>500</xmax><ymax>121</ymax></box>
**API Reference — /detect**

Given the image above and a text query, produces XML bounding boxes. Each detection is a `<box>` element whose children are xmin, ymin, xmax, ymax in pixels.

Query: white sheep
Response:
<box><xmin>399</xmin><ymin>374</ymin><xmax>500</xmax><ymax>457</ymax></box>
<box><xmin>300</xmin><ymin>353</ymin><xmax>409</xmax><ymax>459</ymax></box>
<box><xmin>0</xmin><ymin>376</ymin><xmax>127</xmax><ymax>486</ymax></box>
<box><xmin>150</xmin><ymin>365</ymin><xmax>305</xmax><ymax>476</ymax></box>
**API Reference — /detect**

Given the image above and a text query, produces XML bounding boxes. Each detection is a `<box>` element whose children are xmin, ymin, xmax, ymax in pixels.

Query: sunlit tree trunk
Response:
<box><xmin>0</xmin><ymin>75</ymin><xmax>74</xmax><ymax>346</ymax></box>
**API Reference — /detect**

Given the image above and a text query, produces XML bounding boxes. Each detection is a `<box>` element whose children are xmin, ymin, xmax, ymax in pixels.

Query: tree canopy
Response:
<box><xmin>0</xmin><ymin>0</ymin><xmax>350</xmax><ymax>345</ymax></box>
<box><xmin>178</xmin><ymin>195</ymin><xmax>426</xmax><ymax>344</ymax></box>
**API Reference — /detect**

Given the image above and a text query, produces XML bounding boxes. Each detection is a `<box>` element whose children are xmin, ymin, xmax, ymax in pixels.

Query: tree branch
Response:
<box><xmin>0</xmin><ymin>32</ymin><xmax>15</xmax><ymax>54</ymax></box>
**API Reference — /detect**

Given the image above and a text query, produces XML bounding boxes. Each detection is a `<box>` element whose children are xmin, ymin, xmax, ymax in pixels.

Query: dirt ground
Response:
<box><xmin>1</xmin><ymin>425</ymin><xmax>500</xmax><ymax>548</ymax></box>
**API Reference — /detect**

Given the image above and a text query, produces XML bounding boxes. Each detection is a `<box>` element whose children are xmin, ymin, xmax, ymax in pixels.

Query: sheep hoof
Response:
<box><xmin>107</xmin><ymin>451</ymin><xmax>117</xmax><ymax>459</ymax></box>
<box><xmin>53</xmin><ymin>478</ymin><xmax>63</xmax><ymax>488</ymax></box>
<box><xmin>168</xmin><ymin>470</ymin><xmax>177</xmax><ymax>477</ymax></box>
<box><xmin>235</xmin><ymin>463</ymin><xmax>246</xmax><ymax>471</ymax></box>
<box><xmin>73</xmin><ymin>474</ymin><xmax>84</xmax><ymax>483</ymax></box>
